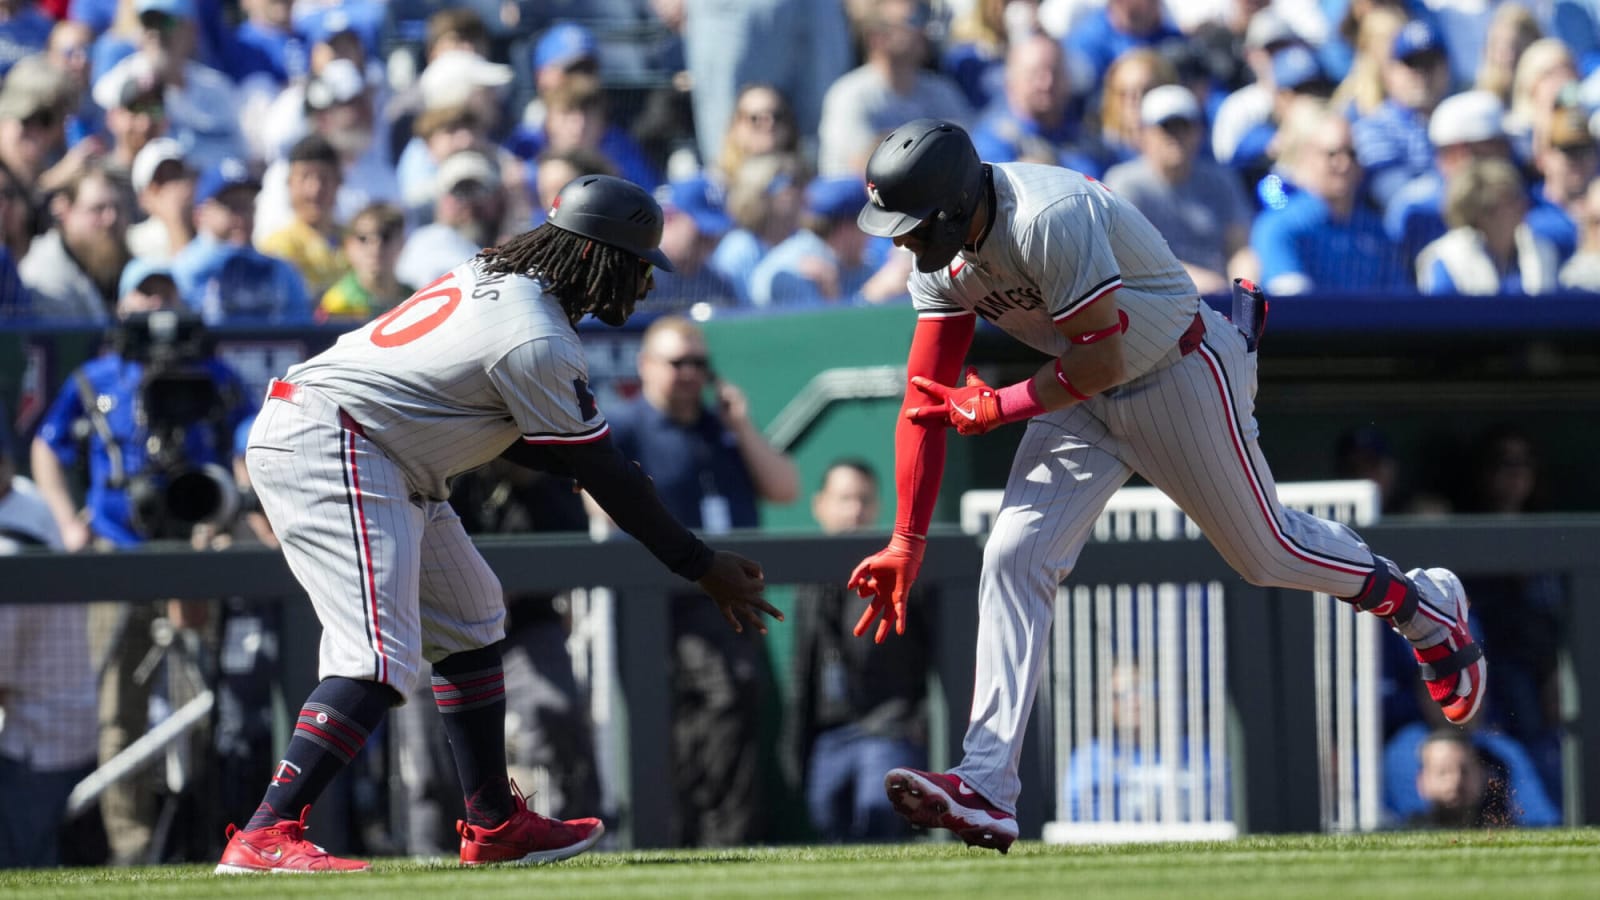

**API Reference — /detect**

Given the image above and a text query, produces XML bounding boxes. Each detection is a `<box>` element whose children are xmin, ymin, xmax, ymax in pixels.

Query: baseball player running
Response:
<box><xmin>216</xmin><ymin>175</ymin><xmax>780</xmax><ymax>873</ymax></box>
<box><xmin>846</xmin><ymin>120</ymin><xmax>1486</xmax><ymax>852</ymax></box>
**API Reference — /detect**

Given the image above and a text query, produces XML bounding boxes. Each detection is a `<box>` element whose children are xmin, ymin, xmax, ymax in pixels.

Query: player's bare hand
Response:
<box><xmin>697</xmin><ymin>550</ymin><xmax>783</xmax><ymax>634</ymax></box>
<box><xmin>904</xmin><ymin>368</ymin><xmax>1003</xmax><ymax>435</ymax></box>
<box><xmin>847</xmin><ymin>532</ymin><xmax>925</xmax><ymax>643</ymax></box>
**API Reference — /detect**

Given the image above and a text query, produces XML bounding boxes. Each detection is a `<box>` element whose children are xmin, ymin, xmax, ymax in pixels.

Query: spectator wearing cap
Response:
<box><xmin>92</xmin><ymin>0</ymin><xmax>242</xmax><ymax>173</ymax></box>
<box><xmin>1384</xmin><ymin>90</ymin><xmax>1512</xmax><ymax>266</ymax></box>
<box><xmin>0</xmin><ymin>393</ymin><xmax>94</xmax><ymax>873</ymax></box>
<box><xmin>317</xmin><ymin>201</ymin><xmax>408</xmax><ymax>322</ymax></box>
<box><xmin>0</xmin><ymin>0</ymin><xmax>53</xmax><ymax>77</ymax></box>
<box><xmin>682</xmin><ymin>0</ymin><xmax>850</xmax><ymax>171</ymax></box>
<box><xmin>126</xmin><ymin>136</ymin><xmax>194</xmax><ymax>260</ymax></box>
<box><xmin>170</xmin><ymin>158</ymin><xmax>311</xmax><ymax>324</ymax></box>
<box><xmin>251</xmin><ymin>5</ymin><xmax>381</xmax><ymax>163</ymax></box>
<box><xmin>1250</xmin><ymin>98</ymin><xmax>1410</xmax><ymax>296</ymax></box>
<box><xmin>101</xmin><ymin>63</ymin><xmax>166</xmax><ymax>185</ymax></box>
<box><xmin>1062</xmin><ymin>0</ymin><xmax>1184</xmax><ymax>101</ymax></box>
<box><xmin>254</xmin><ymin>58</ymin><xmax>399</xmax><ymax>239</ymax></box>
<box><xmin>748</xmin><ymin>176</ymin><xmax>878</xmax><ymax>307</ymax></box>
<box><xmin>648</xmin><ymin>174</ymin><xmax>740</xmax><ymax>311</ymax></box>
<box><xmin>504</xmin><ymin>72</ymin><xmax>659</xmax><ymax>196</ymax></box>
<box><xmin>816</xmin><ymin>0</ymin><xmax>971</xmax><ymax>176</ymax></box>
<box><xmin>1105</xmin><ymin>84</ymin><xmax>1256</xmax><ymax>295</ymax></box>
<box><xmin>1211</xmin><ymin>7</ymin><xmax>1303</xmax><ymax>167</ymax></box>
<box><xmin>19</xmin><ymin>161</ymin><xmax>130</xmax><ymax>323</ymax></box>
<box><xmin>1350</xmin><ymin>19</ymin><xmax>1454</xmax><ymax>209</ymax></box>
<box><xmin>395</xmin><ymin>149</ymin><xmax>508</xmax><ymax>287</ymax></box>
<box><xmin>1417</xmin><ymin>157</ymin><xmax>1559</xmax><ymax>295</ymax></box>
<box><xmin>0</xmin><ymin>54</ymin><xmax>78</xmax><ymax>198</ymax></box>
<box><xmin>708</xmin><ymin>151</ymin><xmax>808</xmax><ymax>304</ymax></box>
<box><xmin>259</xmin><ymin>134</ymin><xmax>344</xmax><ymax>298</ymax></box>
<box><xmin>1225</xmin><ymin>44</ymin><xmax>1335</xmax><ymax>180</ymax></box>
<box><xmin>971</xmin><ymin>33</ymin><xmax>1110</xmax><ymax>176</ymax></box>
<box><xmin>394</xmin><ymin>49</ymin><xmax>514</xmax><ymax>221</ymax></box>
<box><xmin>225</xmin><ymin>0</ymin><xmax>308</xmax><ymax>86</ymax></box>
<box><xmin>113</xmin><ymin>256</ymin><xmax>180</xmax><ymax>314</ymax></box>
<box><xmin>517</xmin><ymin>20</ymin><xmax>599</xmax><ymax>134</ymax></box>
<box><xmin>378</xmin><ymin>8</ymin><xmax>489</xmax><ymax>160</ymax></box>
<box><xmin>1526</xmin><ymin>97</ymin><xmax>1598</xmax><ymax>263</ymax></box>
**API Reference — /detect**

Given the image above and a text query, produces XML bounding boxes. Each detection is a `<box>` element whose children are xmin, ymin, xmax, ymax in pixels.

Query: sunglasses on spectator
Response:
<box><xmin>21</xmin><ymin>110</ymin><xmax>58</xmax><ymax>129</ymax></box>
<box><xmin>127</xmin><ymin>100</ymin><xmax>164</xmax><ymax>118</ymax></box>
<box><xmin>739</xmin><ymin>107</ymin><xmax>784</xmax><ymax>126</ymax></box>
<box><xmin>139</xmin><ymin>12</ymin><xmax>179</xmax><ymax>32</ymax></box>
<box><xmin>664</xmin><ymin>355</ymin><xmax>711</xmax><ymax>371</ymax></box>
<box><xmin>350</xmin><ymin>227</ymin><xmax>402</xmax><ymax>245</ymax></box>
<box><xmin>1157</xmin><ymin>118</ymin><xmax>1198</xmax><ymax>137</ymax></box>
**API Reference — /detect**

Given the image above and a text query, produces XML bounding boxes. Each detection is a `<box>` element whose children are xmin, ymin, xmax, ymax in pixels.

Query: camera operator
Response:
<box><xmin>27</xmin><ymin>259</ymin><xmax>258</xmax><ymax>865</ymax></box>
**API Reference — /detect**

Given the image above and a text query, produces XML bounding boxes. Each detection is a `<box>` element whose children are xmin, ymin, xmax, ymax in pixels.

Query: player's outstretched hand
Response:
<box><xmin>697</xmin><ymin>550</ymin><xmax>783</xmax><ymax>634</ymax></box>
<box><xmin>905</xmin><ymin>367</ymin><xmax>1003</xmax><ymax>436</ymax></box>
<box><xmin>847</xmin><ymin>532</ymin><xmax>926</xmax><ymax>643</ymax></box>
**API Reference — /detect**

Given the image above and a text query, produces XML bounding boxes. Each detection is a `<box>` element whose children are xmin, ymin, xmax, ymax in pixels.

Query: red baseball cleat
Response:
<box><xmin>1409</xmin><ymin>568</ymin><xmax>1487</xmax><ymax>725</ymax></box>
<box><xmin>884</xmin><ymin>767</ymin><xmax>1018</xmax><ymax>853</ymax></box>
<box><xmin>215</xmin><ymin>806</ymin><xmax>371</xmax><ymax>874</ymax></box>
<box><xmin>456</xmin><ymin>785</ymin><xmax>605</xmax><ymax>866</ymax></box>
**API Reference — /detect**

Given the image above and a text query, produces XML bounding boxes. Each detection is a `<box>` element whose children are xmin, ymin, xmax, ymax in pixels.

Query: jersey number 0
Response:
<box><xmin>369</xmin><ymin>273</ymin><xmax>463</xmax><ymax>348</ymax></box>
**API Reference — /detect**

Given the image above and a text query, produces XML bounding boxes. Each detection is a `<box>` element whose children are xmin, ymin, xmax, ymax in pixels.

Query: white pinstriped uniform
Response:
<box><xmin>920</xmin><ymin>164</ymin><xmax>1442</xmax><ymax>813</ymax></box>
<box><xmin>245</xmin><ymin>259</ymin><xmax>607</xmax><ymax>695</ymax></box>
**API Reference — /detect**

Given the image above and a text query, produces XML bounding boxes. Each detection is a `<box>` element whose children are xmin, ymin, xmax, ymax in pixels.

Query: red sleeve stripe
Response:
<box><xmin>1052</xmin><ymin>275</ymin><xmax>1123</xmax><ymax>321</ymax></box>
<box><xmin>522</xmin><ymin>422</ymin><xmax>610</xmax><ymax>445</ymax></box>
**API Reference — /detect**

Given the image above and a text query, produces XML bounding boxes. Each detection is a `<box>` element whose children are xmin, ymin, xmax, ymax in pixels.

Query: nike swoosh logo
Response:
<box><xmin>950</xmin><ymin>260</ymin><xmax>966</xmax><ymax>276</ymax></box>
<box><xmin>956</xmin><ymin>784</ymin><xmax>977</xmax><ymax>796</ymax></box>
<box><xmin>954</xmin><ymin>405</ymin><xmax>978</xmax><ymax>421</ymax></box>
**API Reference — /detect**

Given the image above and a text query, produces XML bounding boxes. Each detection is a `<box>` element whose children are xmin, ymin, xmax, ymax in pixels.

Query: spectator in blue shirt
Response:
<box><xmin>1251</xmin><ymin>99</ymin><xmax>1410</xmax><ymax>295</ymax></box>
<box><xmin>1062</xmin><ymin>0</ymin><xmax>1183</xmax><ymax>100</ymax></box>
<box><xmin>971</xmin><ymin>33</ymin><xmax>1109</xmax><ymax>176</ymax></box>
<box><xmin>1227</xmin><ymin>45</ymin><xmax>1337</xmax><ymax>193</ymax></box>
<box><xmin>170</xmin><ymin>158</ymin><xmax>312</xmax><ymax>324</ymax></box>
<box><xmin>1350</xmin><ymin>19</ymin><xmax>1453</xmax><ymax>210</ymax></box>
<box><xmin>749</xmin><ymin>176</ymin><xmax>876</xmax><ymax>307</ymax></box>
<box><xmin>502</xmin><ymin>71</ymin><xmax>659</xmax><ymax>195</ymax></box>
<box><xmin>227</xmin><ymin>0</ymin><xmax>309</xmax><ymax>86</ymax></box>
<box><xmin>708</xmin><ymin>151</ymin><xmax>807</xmax><ymax>305</ymax></box>
<box><xmin>1385</xmin><ymin>724</ymin><xmax>1559</xmax><ymax>828</ymax></box>
<box><xmin>649</xmin><ymin>174</ymin><xmax>741</xmax><ymax>313</ymax></box>
<box><xmin>1525</xmin><ymin>96</ymin><xmax>1597</xmax><ymax>263</ymax></box>
<box><xmin>47</xmin><ymin>19</ymin><xmax>105</xmax><ymax>151</ymax></box>
<box><xmin>1417</xmin><ymin>157</ymin><xmax>1560</xmax><ymax>295</ymax></box>
<box><xmin>0</xmin><ymin>0</ymin><xmax>55</xmax><ymax>77</ymax></box>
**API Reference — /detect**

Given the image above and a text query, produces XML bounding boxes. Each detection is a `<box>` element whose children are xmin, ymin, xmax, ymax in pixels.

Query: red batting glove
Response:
<box><xmin>847</xmin><ymin>532</ymin><xmax>926</xmax><ymax>643</ymax></box>
<box><xmin>905</xmin><ymin>367</ymin><xmax>1003</xmax><ymax>436</ymax></box>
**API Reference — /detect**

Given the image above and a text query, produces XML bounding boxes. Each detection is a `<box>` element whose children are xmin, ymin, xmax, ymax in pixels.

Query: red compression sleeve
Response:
<box><xmin>896</xmin><ymin>314</ymin><xmax>975</xmax><ymax>536</ymax></box>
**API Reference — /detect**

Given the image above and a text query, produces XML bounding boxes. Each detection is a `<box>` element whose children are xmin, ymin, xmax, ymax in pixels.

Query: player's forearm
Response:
<box><xmin>892</xmin><ymin>405</ymin><xmax>947</xmax><ymax>537</ymax></box>
<box><xmin>1037</xmin><ymin>338</ymin><xmax>1126</xmax><ymax>408</ymax></box>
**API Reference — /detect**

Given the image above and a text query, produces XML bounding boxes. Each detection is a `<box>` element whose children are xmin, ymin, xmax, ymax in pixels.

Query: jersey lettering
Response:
<box><xmin>973</xmin><ymin>284</ymin><xmax>1044</xmax><ymax>321</ymax></box>
<box><xmin>370</xmin><ymin>273</ymin><xmax>463</xmax><ymax>348</ymax></box>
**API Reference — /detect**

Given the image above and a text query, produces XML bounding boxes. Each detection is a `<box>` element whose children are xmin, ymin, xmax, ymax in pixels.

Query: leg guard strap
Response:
<box><xmin>1418</xmin><ymin>642</ymin><xmax>1484</xmax><ymax>682</ymax></box>
<box><xmin>1345</xmin><ymin>558</ymin><xmax>1418</xmax><ymax>625</ymax></box>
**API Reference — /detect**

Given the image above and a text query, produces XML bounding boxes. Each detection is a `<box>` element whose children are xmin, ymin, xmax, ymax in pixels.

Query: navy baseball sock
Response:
<box><xmin>432</xmin><ymin>644</ymin><xmax>513</xmax><ymax>827</ymax></box>
<box><xmin>244</xmin><ymin>676</ymin><xmax>394</xmax><ymax>832</ymax></box>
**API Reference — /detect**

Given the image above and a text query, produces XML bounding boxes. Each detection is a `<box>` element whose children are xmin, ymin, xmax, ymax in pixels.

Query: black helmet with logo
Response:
<box><xmin>547</xmin><ymin>174</ymin><xmax>676</xmax><ymax>272</ymax></box>
<box><xmin>857</xmin><ymin>119</ymin><xmax>984</xmax><ymax>272</ymax></box>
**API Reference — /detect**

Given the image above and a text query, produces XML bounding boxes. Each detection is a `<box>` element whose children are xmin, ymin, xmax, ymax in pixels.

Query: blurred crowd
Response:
<box><xmin>0</xmin><ymin>0</ymin><xmax>1598</xmax><ymax>329</ymax></box>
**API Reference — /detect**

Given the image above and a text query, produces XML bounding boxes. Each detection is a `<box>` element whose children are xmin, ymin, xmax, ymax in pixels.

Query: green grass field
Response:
<box><xmin>5</xmin><ymin>830</ymin><xmax>1599</xmax><ymax>899</ymax></box>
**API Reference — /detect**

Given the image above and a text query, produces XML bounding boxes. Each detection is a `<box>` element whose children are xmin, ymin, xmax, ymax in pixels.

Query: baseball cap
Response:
<box><xmin>1272</xmin><ymin>45</ymin><xmax>1331</xmax><ymax>93</ymax></box>
<box><xmin>661</xmin><ymin>176</ymin><xmax>732</xmax><ymax>235</ymax></box>
<box><xmin>418</xmin><ymin>50</ymin><xmax>513</xmax><ymax>112</ymax></box>
<box><xmin>0</xmin><ymin>55</ymin><xmax>72</xmax><ymax>121</ymax></box>
<box><xmin>131</xmin><ymin>136</ymin><xmax>188</xmax><ymax>193</ymax></box>
<box><xmin>1140</xmin><ymin>84</ymin><xmax>1203</xmax><ymax>126</ymax></box>
<box><xmin>296</xmin><ymin>2</ymin><xmax>382</xmax><ymax>53</ymax></box>
<box><xmin>1392</xmin><ymin>19</ymin><xmax>1446</xmax><ymax>63</ymax></box>
<box><xmin>534</xmin><ymin>22</ymin><xmax>599</xmax><ymax>72</ymax></box>
<box><xmin>436</xmin><ymin>151</ymin><xmax>501</xmax><ymax>196</ymax></box>
<box><xmin>134</xmin><ymin>0</ymin><xmax>195</xmax><ymax>17</ymax></box>
<box><xmin>1428</xmin><ymin>90</ymin><xmax>1505</xmax><ymax>146</ymax></box>
<box><xmin>805</xmin><ymin>176</ymin><xmax>866</xmax><ymax>222</ymax></box>
<box><xmin>1243</xmin><ymin>9</ymin><xmax>1296</xmax><ymax>51</ymax></box>
<box><xmin>118</xmin><ymin>258</ymin><xmax>175</xmax><ymax>299</ymax></box>
<box><xmin>304</xmin><ymin>58</ymin><xmax>366</xmax><ymax>112</ymax></box>
<box><xmin>194</xmin><ymin>157</ymin><xmax>260</xmax><ymax>207</ymax></box>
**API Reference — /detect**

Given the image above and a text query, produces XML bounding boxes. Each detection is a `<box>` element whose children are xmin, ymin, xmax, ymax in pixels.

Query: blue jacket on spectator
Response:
<box><xmin>0</xmin><ymin>4</ymin><xmax>53</xmax><ymax>77</ymax></box>
<box><xmin>34</xmin><ymin>353</ymin><xmax>254</xmax><ymax>546</ymax></box>
<box><xmin>971</xmin><ymin>102</ymin><xmax>1109</xmax><ymax>177</ymax></box>
<box><xmin>0</xmin><ymin>246</ymin><xmax>30</xmax><ymax>320</ymax></box>
<box><xmin>1352</xmin><ymin>99</ymin><xmax>1435</xmax><ymax>211</ymax></box>
<box><xmin>504</xmin><ymin>124</ymin><xmax>661</xmax><ymax>195</ymax></box>
<box><xmin>227</xmin><ymin>20</ymin><xmax>311</xmax><ymax>85</ymax></box>
<box><xmin>1526</xmin><ymin>192</ymin><xmax>1579</xmax><ymax>263</ymax></box>
<box><xmin>1061</xmin><ymin>8</ymin><xmax>1183</xmax><ymax>96</ymax></box>
<box><xmin>171</xmin><ymin>235</ymin><xmax>313</xmax><ymax>326</ymax></box>
<box><xmin>605</xmin><ymin>397</ymin><xmax>760</xmax><ymax>531</ymax></box>
<box><xmin>1252</xmin><ymin>187</ymin><xmax>1412</xmax><ymax>295</ymax></box>
<box><xmin>1382</xmin><ymin>719</ymin><xmax>1560</xmax><ymax>827</ymax></box>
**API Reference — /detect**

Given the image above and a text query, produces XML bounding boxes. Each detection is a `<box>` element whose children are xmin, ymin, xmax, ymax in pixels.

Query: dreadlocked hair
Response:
<box><xmin>478</xmin><ymin>223</ymin><xmax>640</xmax><ymax>326</ymax></box>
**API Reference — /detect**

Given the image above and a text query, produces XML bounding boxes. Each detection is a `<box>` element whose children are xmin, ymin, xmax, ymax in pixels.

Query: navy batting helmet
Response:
<box><xmin>547</xmin><ymin>174</ymin><xmax>676</xmax><ymax>272</ymax></box>
<box><xmin>858</xmin><ymin>119</ymin><xmax>984</xmax><ymax>273</ymax></box>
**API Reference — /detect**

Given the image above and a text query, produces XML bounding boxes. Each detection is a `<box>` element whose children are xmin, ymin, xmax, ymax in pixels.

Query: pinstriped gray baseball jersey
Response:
<box><xmin>911</xmin><ymin>162</ymin><xmax>1200</xmax><ymax>378</ymax></box>
<box><xmin>287</xmin><ymin>259</ymin><xmax>606</xmax><ymax>500</ymax></box>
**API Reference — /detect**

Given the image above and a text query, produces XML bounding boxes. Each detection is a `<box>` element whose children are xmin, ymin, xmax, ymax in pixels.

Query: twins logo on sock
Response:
<box><xmin>271</xmin><ymin>760</ymin><xmax>303</xmax><ymax>787</ymax></box>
